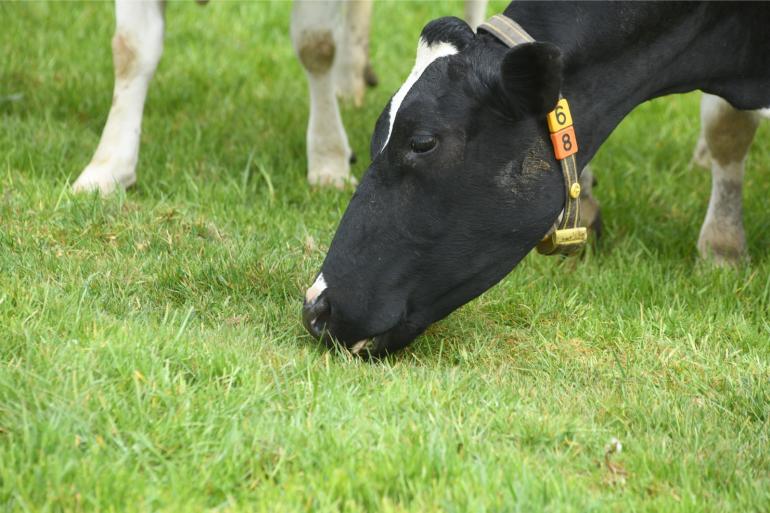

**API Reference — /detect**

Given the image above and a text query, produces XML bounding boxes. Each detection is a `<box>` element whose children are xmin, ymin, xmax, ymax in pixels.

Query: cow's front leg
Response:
<box><xmin>464</xmin><ymin>0</ymin><xmax>488</xmax><ymax>30</ymax></box>
<box><xmin>697</xmin><ymin>94</ymin><xmax>759</xmax><ymax>265</ymax></box>
<box><xmin>333</xmin><ymin>0</ymin><xmax>374</xmax><ymax>107</ymax></box>
<box><xmin>73</xmin><ymin>0</ymin><xmax>165</xmax><ymax>195</ymax></box>
<box><xmin>292</xmin><ymin>1</ymin><xmax>353</xmax><ymax>189</ymax></box>
<box><xmin>691</xmin><ymin>131</ymin><xmax>711</xmax><ymax>169</ymax></box>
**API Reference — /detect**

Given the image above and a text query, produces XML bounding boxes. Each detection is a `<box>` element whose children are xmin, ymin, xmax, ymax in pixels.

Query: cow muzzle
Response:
<box><xmin>302</xmin><ymin>290</ymin><xmax>331</xmax><ymax>341</ymax></box>
<box><xmin>302</xmin><ymin>292</ymin><xmax>381</xmax><ymax>356</ymax></box>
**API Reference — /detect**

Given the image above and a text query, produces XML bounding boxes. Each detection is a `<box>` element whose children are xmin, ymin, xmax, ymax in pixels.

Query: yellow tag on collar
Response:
<box><xmin>547</xmin><ymin>98</ymin><xmax>573</xmax><ymax>132</ymax></box>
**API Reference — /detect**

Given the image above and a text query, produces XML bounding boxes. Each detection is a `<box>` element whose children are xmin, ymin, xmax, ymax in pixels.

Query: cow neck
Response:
<box><xmin>479</xmin><ymin>15</ymin><xmax>586</xmax><ymax>256</ymax></box>
<box><xmin>502</xmin><ymin>2</ymin><xmax>768</xmax><ymax>170</ymax></box>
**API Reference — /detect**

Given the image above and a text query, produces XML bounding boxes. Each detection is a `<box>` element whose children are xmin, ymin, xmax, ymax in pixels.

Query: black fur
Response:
<box><xmin>500</xmin><ymin>42</ymin><xmax>563</xmax><ymax>116</ymax></box>
<box><xmin>420</xmin><ymin>16</ymin><xmax>474</xmax><ymax>51</ymax></box>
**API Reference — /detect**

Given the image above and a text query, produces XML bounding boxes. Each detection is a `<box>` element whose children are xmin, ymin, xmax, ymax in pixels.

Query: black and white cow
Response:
<box><xmin>302</xmin><ymin>2</ymin><xmax>770</xmax><ymax>356</ymax></box>
<box><xmin>71</xmin><ymin>0</ymin><xmax>490</xmax><ymax>194</ymax></box>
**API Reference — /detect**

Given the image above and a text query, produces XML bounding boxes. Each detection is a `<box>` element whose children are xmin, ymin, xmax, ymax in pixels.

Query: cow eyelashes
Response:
<box><xmin>409</xmin><ymin>135</ymin><xmax>437</xmax><ymax>154</ymax></box>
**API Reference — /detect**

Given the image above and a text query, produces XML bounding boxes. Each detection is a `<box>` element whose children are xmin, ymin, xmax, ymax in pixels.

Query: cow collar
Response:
<box><xmin>478</xmin><ymin>14</ymin><xmax>587</xmax><ymax>256</ymax></box>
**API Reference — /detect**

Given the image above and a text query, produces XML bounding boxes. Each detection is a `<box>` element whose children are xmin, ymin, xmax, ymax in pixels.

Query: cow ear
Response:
<box><xmin>499</xmin><ymin>42</ymin><xmax>563</xmax><ymax>116</ymax></box>
<box><xmin>420</xmin><ymin>16</ymin><xmax>474</xmax><ymax>51</ymax></box>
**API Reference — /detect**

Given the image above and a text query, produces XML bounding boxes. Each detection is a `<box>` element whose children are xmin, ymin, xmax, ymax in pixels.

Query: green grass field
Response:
<box><xmin>2</xmin><ymin>1</ymin><xmax>769</xmax><ymax>511</ymax></box>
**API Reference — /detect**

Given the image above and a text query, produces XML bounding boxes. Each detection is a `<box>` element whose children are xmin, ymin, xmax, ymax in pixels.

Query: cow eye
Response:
<box><xmin>410</xmin><ymin>135</ymin><xmax>437</xmax><ymax>154</ymax></box>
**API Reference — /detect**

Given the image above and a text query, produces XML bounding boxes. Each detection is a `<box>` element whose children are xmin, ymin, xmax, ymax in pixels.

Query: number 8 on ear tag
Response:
<box><xmin>547</xmin><ymin>99</ymin><xmax>578</xmax><ymax>160</ymax></box>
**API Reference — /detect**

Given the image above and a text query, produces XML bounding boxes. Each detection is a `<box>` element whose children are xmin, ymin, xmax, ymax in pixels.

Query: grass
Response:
<box><xmin>1</xmin><ymin>1</ymin><xmax>769</xmax><ymax>511</ymax></box>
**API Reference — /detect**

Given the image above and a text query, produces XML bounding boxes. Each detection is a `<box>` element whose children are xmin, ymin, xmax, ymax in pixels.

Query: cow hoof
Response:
<box><xmin>72</xmin><ymin>161</ymin><xmax>136</xmax><ymax>196</ymax></box>
<box><xmin>308</xmin><ymin>172</ymin><xmax>357</xmax><ymax>190</ymax></box>
<box><xmin>364</xmin><ymin>63</ymin><xmax>379</xmax><ymax>88</ymax></box>
<box><xmin>697</xmin><ymin>227</ymin><xmax>748</xmax><ymax>266</ymax></box>
<box><xmin>309</xmin><ymin>174</ymin><xmax>357</xmax><ymax>190</ymax></box>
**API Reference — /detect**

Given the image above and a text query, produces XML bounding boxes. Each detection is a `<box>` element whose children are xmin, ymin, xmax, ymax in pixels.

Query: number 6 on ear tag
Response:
<box><xmin>547</xmin><ymin>99</ymin><xmax>573</xmax><ymax>132</ymax></box>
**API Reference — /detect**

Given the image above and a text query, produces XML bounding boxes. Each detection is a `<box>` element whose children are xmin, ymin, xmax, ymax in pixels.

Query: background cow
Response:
<box><xmin>72</xmin><ymin>0</ymin><xmax>490</xmax><ymax>194</ymax></box>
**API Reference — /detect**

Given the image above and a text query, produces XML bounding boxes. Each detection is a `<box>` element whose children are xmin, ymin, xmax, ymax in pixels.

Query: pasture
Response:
<box><xmin>1</xmin><ymin>1</ymin><xmax>769</xmax><ymax>511</ymax></box>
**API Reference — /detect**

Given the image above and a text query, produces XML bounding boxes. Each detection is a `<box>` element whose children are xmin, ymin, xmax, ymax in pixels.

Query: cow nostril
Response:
<box><xmin>302</xmin><ymin>292</ymin><xmax>331</xmax><ymax>340</ymax></box>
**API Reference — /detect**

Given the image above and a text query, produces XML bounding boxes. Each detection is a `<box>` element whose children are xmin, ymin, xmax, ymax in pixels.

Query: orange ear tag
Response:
<box><xmin>550</xmin><ymin>125</ymin><xmax>578</xmax><ymax>160</ymax></box>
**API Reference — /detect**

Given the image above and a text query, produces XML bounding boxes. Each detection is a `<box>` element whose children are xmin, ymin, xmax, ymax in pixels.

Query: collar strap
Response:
<box><xmin>479</xmin><ymin>14</ymin><xmax>587</xmax><ymax>256</ymax></box>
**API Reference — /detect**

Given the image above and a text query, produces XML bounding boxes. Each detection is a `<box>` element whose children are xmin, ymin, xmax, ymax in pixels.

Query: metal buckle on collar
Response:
<box><xmin>536</xmin><ymin>227</ymin><xmax>587</xmax><ymax>255</ymax></box>
<box><xmin>479</xmin><ymin>15</ymin><xmax>587</xmax><ymax>257</ymax></box>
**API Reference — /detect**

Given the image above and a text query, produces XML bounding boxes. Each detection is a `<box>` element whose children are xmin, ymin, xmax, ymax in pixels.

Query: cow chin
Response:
<box><xmin>351</xmin><ymin>321</ymin><xmax>426</xmax><ymax>358</ymax></box>
<box><xmin>322</xmin><ymin>320</ymin><xmax>425</xmax><ymax>359</ymax></box>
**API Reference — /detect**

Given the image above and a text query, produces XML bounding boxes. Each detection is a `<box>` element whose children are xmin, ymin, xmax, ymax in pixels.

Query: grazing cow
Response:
<box><xmin>302</xmin><ymin>3</ymin><xmax>770</xmax><ymax>356</ymax></box>
<box><xmin>72</xmin><ymin>0</ymin><xmax>489</xmax><ymax>194</ymax></box>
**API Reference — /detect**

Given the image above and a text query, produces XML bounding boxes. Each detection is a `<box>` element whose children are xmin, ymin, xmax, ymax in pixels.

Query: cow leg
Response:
<box><xmin>578</xmin><ymin>164</ymin><xmax>602</xmax><ymax>240</ymax></box>
<box><xmin>697</xmin><ymin>94</ymin><xmax>759</xmax><ymax>265</ymax></box>
<box><xmin>292</xmin><ymin>1</ymin><xmax>353</xmax><ymax>188</ymax></box>
<box><xmin>334</xmin><ymin>0</ymin><xmax>374</xmax><ymax>107</ymax></box>
<box><xmin>73</xmin><ymin>0</ymin><xmax>165</xmax><ymax>195</ymax></box>
<box><xmin>691</xmin><ymin>130</ymin><xmax>712</xmax><ymax>169</ymax></box>
<box><xmin>464</xmin><ymin>0</ymin><xmax>488</xmax><ymax>30</ymax></box>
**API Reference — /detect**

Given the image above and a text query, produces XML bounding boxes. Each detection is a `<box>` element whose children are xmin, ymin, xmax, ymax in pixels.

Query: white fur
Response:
<box><xmin>350</xmin><ymin>339</ymin><xmax>373</xmax><ymax>355</ymax></box>
<box><xmin>73</xmin><ymin>0</ymin><xmax>164</xmax><ymax>195</ymax></box>
<box><xmin>292</xmin><ymin>1</ymin><xmax>356</xmax><ymax>189</ymax></box>
<box><xmin>334</xmin><ymin>0</ymin><xmax>373</xmax><ymax>107</ymax></box>
<box><xmin>305</xmin><ymin>273</ymin><xmax>327</xmax><ymax>304</ymax></box>
<box><xmin>382</xmin><ymin>38</ymin><xmax>459</xmax><ymax>150</ymax></box>
<box><xmin>464</xmin><ymin>0</ymin><xmax>488</xmax><ymax>30</ymax></box>
<box><xmin>74</xmin><ymin>1</ymin><xmax>482</xmax><ymax>194</ymax></box>
<box><xmin>697</xmin><ymin>94</ymin><xmax>759</xmax><ymax>264</ymax></box>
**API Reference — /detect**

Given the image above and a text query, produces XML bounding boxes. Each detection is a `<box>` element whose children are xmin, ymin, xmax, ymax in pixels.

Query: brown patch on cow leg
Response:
<box><xmin>112</xmin><ymin>32</ymin><xmax>137</xmax><ymax>79</ymax></box>
<box><xmin>696</xmin><ymin>96</ymin><xmax>757</xmax><ymax>265</ymax></box>
<box><xmin>297</xmin><ymin>30</ymin><xmax>335</xmax><ymax>75</ymax></box>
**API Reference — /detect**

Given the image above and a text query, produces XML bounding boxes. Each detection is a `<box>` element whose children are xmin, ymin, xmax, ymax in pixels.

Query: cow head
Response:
<box><xmin>303</xmin><ymin>17</ymin><xmax>566</xmax><ymax>356</ymax></box>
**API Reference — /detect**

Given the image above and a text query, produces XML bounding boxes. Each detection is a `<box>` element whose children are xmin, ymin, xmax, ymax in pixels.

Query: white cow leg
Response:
<box><xmin>691</xmin><ymin>130</ymin><xmax>712</xmax><ymax>169</ymax></box>
<box><xmin>73</xmin><ymin>0</ymin><xmax>165</xmax><ymax>195</ymax></box>
<box><xmin>334</xmin><ymin>0</ymin><xmax>373</xmax><ymax>107</ymax></box>
<box><xmin>292</xmin><ymin>1</ymin><xmax>353</xmax><ymax>189</ymax></box>
<box><xmin>697</xmin><ymin>94</ymin><xmax>759</xmax><ymax>265</ymax></box>
<box><xmin>464</xmin><ymin>0</ymin><xmax>488</xmax><ymax>30</ymax></box>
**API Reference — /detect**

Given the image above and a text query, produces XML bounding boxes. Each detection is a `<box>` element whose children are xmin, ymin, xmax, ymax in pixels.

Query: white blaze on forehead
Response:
<box><xmin>305</xmin><ymin>273</ymin><xmax>327</xmax><ymax>304</ymax></box>
<box><xmin>382</xmin><ymin>38</ymin><xmax>459</xmax><ymax>150</ymax></box>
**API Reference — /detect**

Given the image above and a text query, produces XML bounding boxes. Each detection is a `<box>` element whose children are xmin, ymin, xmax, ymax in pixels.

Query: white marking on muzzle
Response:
<box><xmin>305</xmin><ymin>273</ymin><xmax>327</xmax><ymax>304</ymax></box>
<box><xmin>381</xmin><ymin>37</ymin><xmax>459</xmax><ymax>150</ymax></box>
<box><xmin>350</xmin><ymin>339</ymin><xmax>373</xmax><ymax>355</ymax></box>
